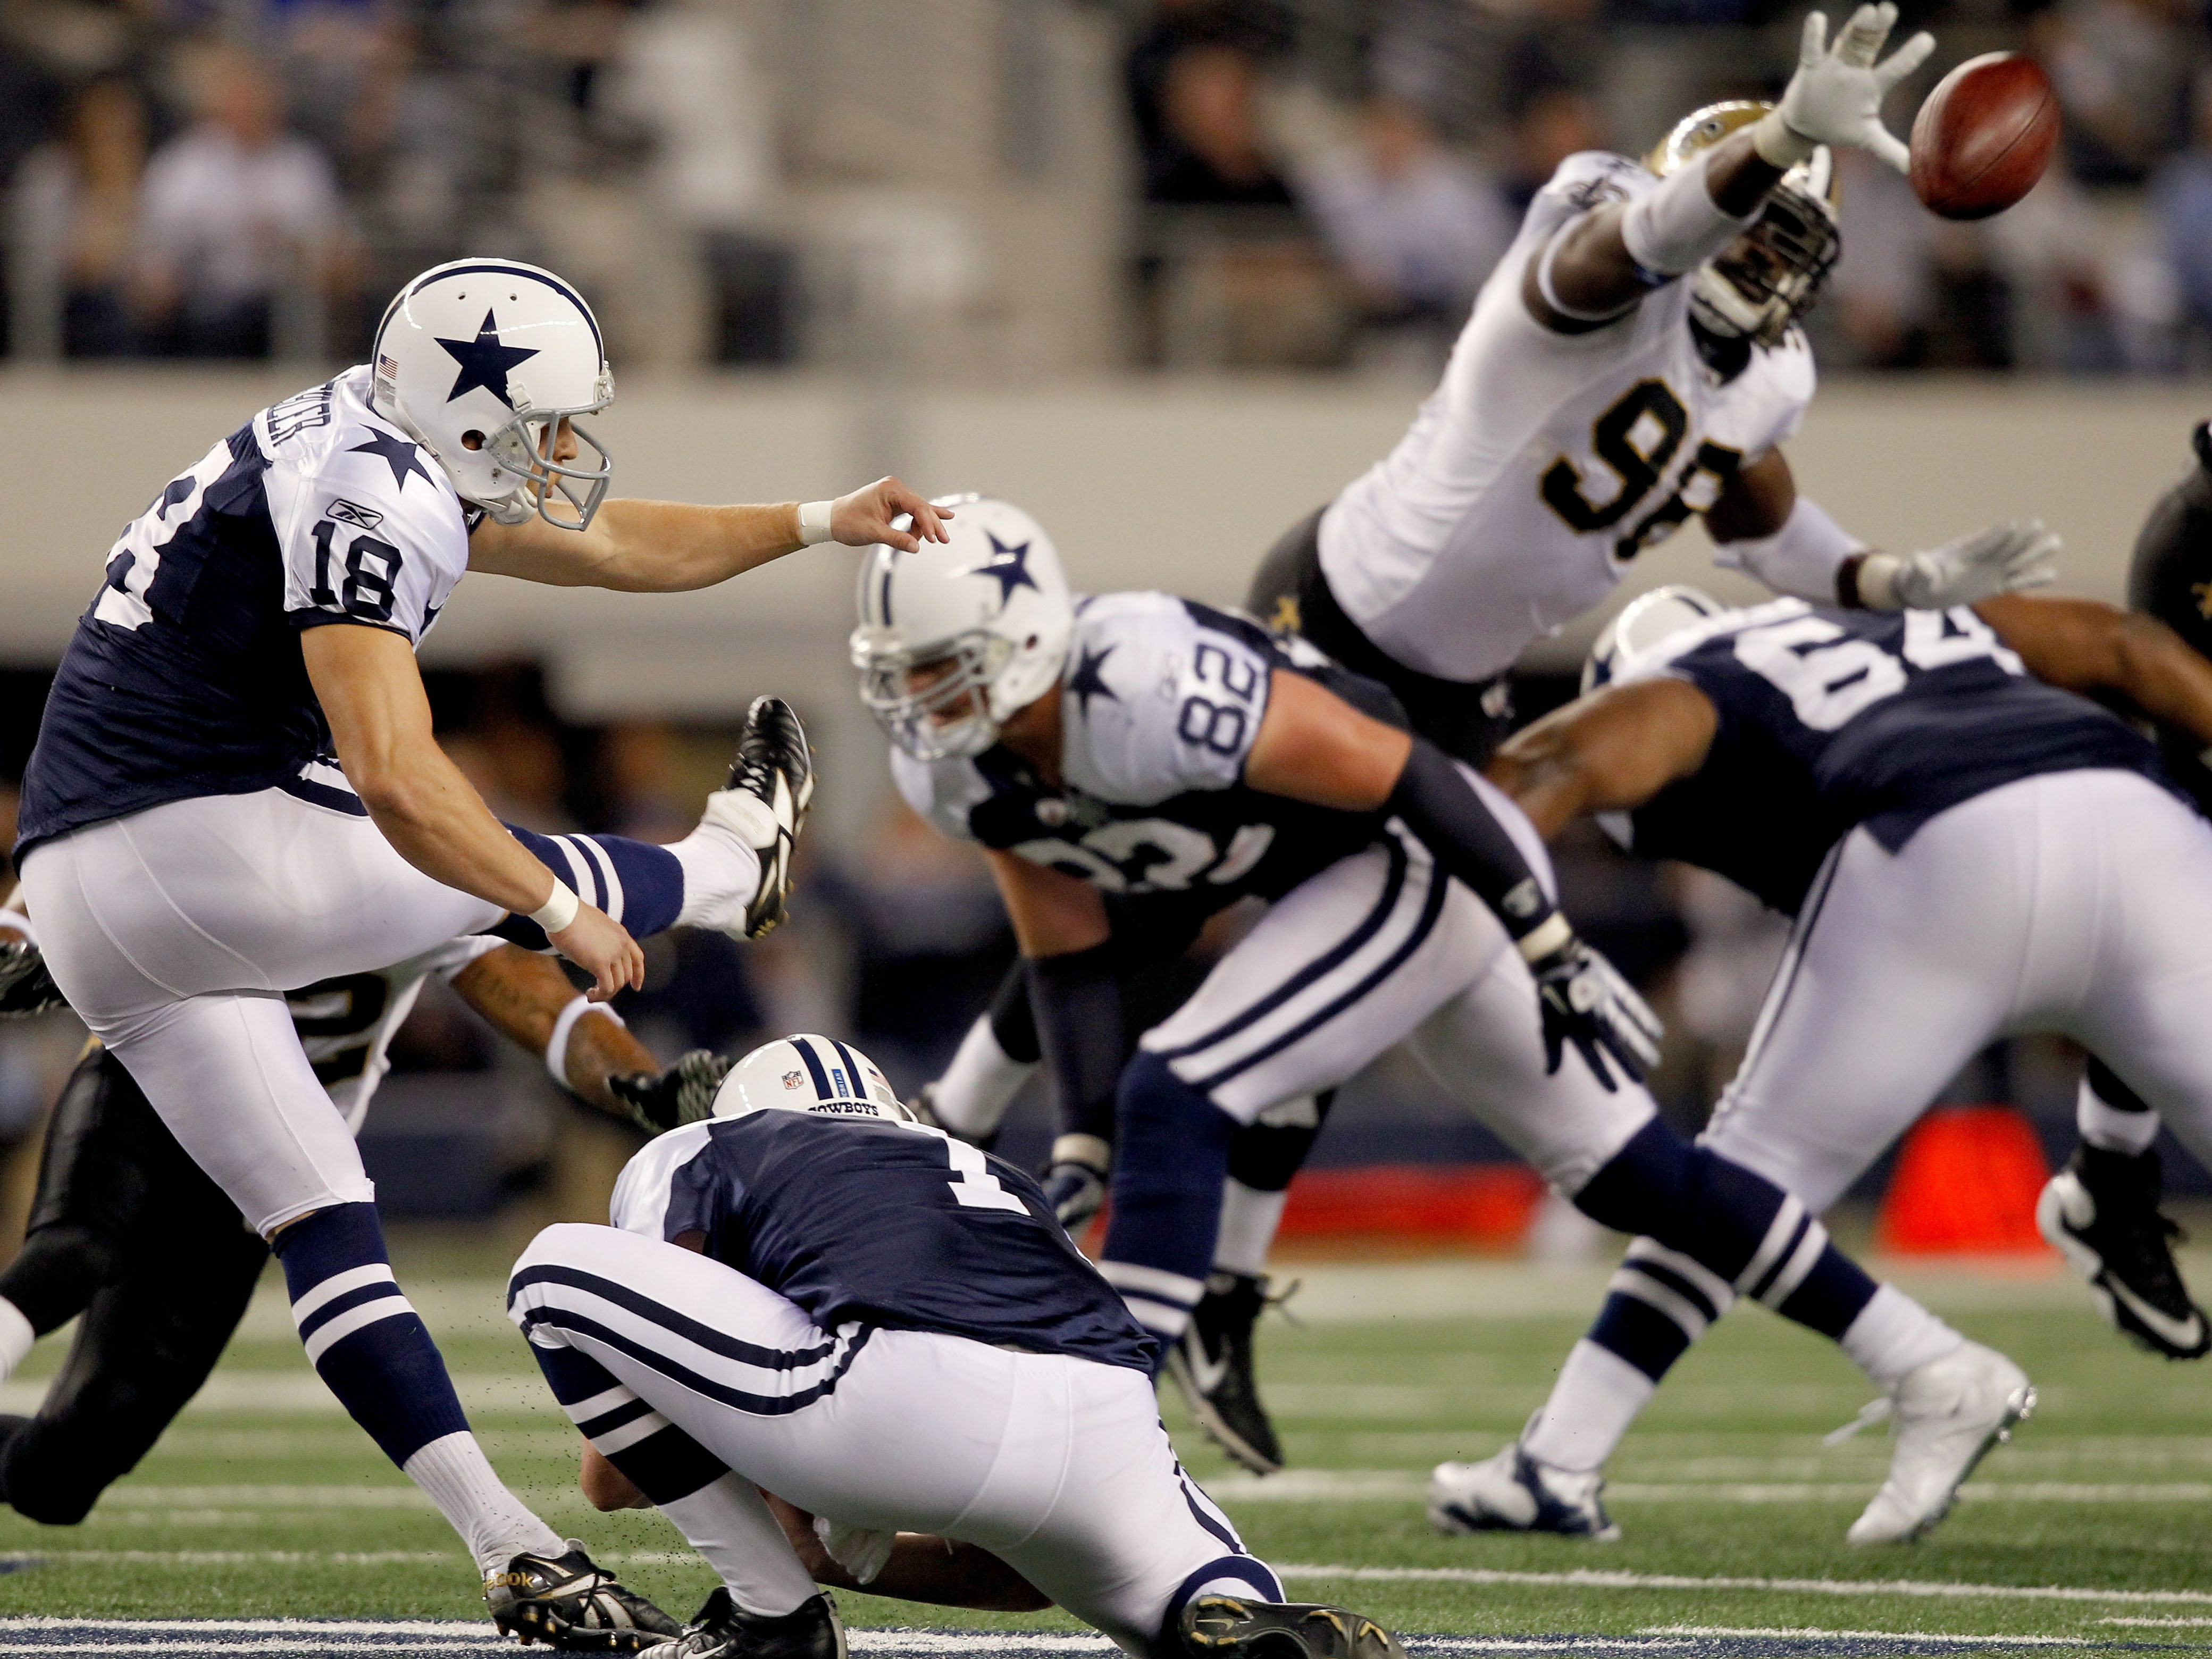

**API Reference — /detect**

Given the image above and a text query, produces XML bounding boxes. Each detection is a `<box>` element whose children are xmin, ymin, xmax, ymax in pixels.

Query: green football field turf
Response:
<box><xmin>2</xmin><ymin>1229</ymin><xmax>2209</xmax><ymax>1654</ymax></box>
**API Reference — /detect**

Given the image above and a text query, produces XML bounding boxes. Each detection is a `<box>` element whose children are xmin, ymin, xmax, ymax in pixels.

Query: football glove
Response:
<box><xmin>1868</xmin><ymin>520</ymin><xmax>2062</xmax><ymax>610</ymax></box>
<box><xmin>1529</xmin><ymin>935</ymin><xmax>1663</xmax><ymax>1092</ymax></box>
<box><xmin>0</xmin><ymin>941</ymin><xmax>66</xmax><ymax>1020</ymax></box>
<box><xmin>608</xmin><ymin>1049</ymin><xmax>731</xmax><ymax>1135</ymax></box>
<box><xmin>1757</xmin><ymin>4</ymin><xmax>1933</xmax><ymax>173</ymax></box>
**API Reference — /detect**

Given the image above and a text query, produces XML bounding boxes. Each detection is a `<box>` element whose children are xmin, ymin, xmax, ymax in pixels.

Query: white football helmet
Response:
<box><xmin>711</xmin><ymin>1034</ymin><xmax>912</xmax><ymax>1122</ymax></box>
<box><xmin>849</xmin><ymin>495</ymin><xmax>1074</xmax><ymax>762</ymax></box>
<box><xmin>1585</xmin><ymin>584</ymin><xmax>1733</xmax><ymax>692</ymax></box>
<box><xmin>370</xmin><ymin>258</ymin><xmax>614</xmax><ymax>530</ymax></box>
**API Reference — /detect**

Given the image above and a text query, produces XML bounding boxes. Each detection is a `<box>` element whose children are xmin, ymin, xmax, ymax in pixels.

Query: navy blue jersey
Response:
<box><xmin>896</xmin><ymin>592</ymin><xmax>1407</xmax><ymax>907</ymax></box>
<box><xmin>1618</xmin><ymin>600</ymin><xmax>2173</xmax><ymax>914</ymax></box>
<box><xmin>610</xmin><ymin>1112</ymin><xmax>1157</xmax><ymax>1372</ymax></box>
<box><xmin>19</xmin><ymin>368</ymin><xmax>471</xmax><ymax>858</ymax></box>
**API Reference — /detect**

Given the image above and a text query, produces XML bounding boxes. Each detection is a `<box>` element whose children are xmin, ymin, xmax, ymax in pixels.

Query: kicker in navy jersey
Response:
<box><xmin>1613</xmin><ymin>599</ymin><xmax>2172</xmax><ymax>914</ymax></box>
<box><xmin>610</xmin><ymin>1110</ymin><xmax>1157</xmax><ymax>1375</ymax></box>
<box><xmin>19</xmin><ymin>368</ymin><xmax>474</xmax><ymax>858</ymax></box>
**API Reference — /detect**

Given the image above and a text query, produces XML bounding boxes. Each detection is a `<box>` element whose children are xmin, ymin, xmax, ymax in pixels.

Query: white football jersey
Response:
<box><xmin>893</xmin><ymin>592</ymin><xmax>1387</xmax><ymax>901</ymax></box>
<box><xmin>1319</xmin><ymin>151</ymin><xmax>1817</xmax><ymax>683</ymax></box>
<box><xmin>290</xmin><ymin>934</ymin><xmax>505</xmax><ymax>1133</ymax></box>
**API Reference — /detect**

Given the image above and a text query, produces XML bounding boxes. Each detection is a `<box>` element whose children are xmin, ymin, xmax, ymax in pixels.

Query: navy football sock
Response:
<box><xmin>495</xmin><ymin>826</ymin><xmax>686</xmax><ymax>948</ymax></box>
<box><xmin>1571</xmin><ymin>1121</ymin><xmax>1878</xmax><ymax>1365</ymax></box>
<box><xmin>526</xmin><ymin>1339</ymin><xmax>728</xmax><ymax>1504</ymax></box>
<box><xmin>278</xmin><ymin>1204</ymin><xmax>559</xmax><ymax>1570</ymax></box>
<box><xmin>273</xmin><ymin>1203</ymin><xmax>470</xmax><ymax>1466</ymax></box>
<box><xmin>1099</xmin><ymin>1051</ymin><xmax>1237</xmax><ymax>1359</ymax></box>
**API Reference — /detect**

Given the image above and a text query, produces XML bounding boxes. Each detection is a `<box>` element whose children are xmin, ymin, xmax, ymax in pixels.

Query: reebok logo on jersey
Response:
<box><xmin>326</xmin><ymin>499</ymin><xmax>386</xmax><ymax>531</ymax></box>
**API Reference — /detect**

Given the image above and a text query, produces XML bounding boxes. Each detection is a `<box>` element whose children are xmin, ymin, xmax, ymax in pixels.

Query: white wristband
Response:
<box><xmin>531</xmin><ymin>881</ymin><xmax>580</xmax><ymax>936</ymax></box>
<box><xmin>1514</xmin><ymin>913</ymin><xmax>1576</xmax><ymax>964</ymax></box>
<box><xmin>798</xmin><ymin>499</ymin><xmax>835</xmax><ymax>547</ymax></box>
<box><xmin>546</xmin><ymin>992</ymin><xmax>624</xmax><ymax>1089</ymax></box>
<box><xmin>1620</xmin><ymin>150</ymin><xmax>1759</xmax><ymax>279</ymax></box>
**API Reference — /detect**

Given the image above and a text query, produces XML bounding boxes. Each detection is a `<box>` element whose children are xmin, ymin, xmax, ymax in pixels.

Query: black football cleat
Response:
<box><xmin>2039</xmin><ymin>1144</ymin><xmax>2210</xmax><ymax>1359</ymax></box>
<box><xmin>483</xmin><ymin>1542</ymin><xmax>682</xmax><ymax>1650</ymax></box>
<box><xmin>610</xmin><ymin>1050</ymin><xmax>734</xmax><ymax>1135</ymax></box>
<box><xmin>1166</xmin><ymin>1271</ymin><xmax>1285</xmax><ymax>1474</ymax></box>
<box><xmin>1179</xmin><ymin>1594</ymin><xmax>1404</xmax><ymax>1659</ymax></box>
<box><xmin>718</xmin><ymin>696</ymin><xmax>815</xmax><ymax>941</ymax></box>
<box><xmin>641</xmin><ymin>1588</ymin><xmax>845</xmax><ymax>1659</ymax></box>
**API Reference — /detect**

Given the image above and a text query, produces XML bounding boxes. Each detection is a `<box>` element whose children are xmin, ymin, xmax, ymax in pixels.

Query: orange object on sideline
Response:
<box><xmin>1875</xmin><ymin>1105</ymin><xmax>2052</xmax><ymax>1254</ymax></box>
<box><xmin>1277</xmin><ymin>1163</ymin><xmax>1548</xmax><ymax>1248</ymax></box>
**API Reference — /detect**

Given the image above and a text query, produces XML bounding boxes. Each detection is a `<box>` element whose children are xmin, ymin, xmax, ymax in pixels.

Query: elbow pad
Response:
<box><xmin>1714</xmin><ymin>494</ymin><xmax>1866</xmax><ymax>604</ymax></box>
<box><xmin>1620</xmin><ymin>150</ymin><xmax>1760</xmax><ymax>280</ymax></box>
<box><xmin>1386</xmin><ymin>738</ymin><xmax>1565</xmax><ymax>956</ymax></box>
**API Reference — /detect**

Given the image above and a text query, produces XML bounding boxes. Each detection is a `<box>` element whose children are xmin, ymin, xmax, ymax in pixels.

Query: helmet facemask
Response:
<box><xmin>853</xmin><ymin>629</ymin><xmax>1016</xmax><ymax>762</ymax></box>
<box><xmin>1690</xmin><ymin>172</ymin><xmax>1840</xmax><ymax>349</ymax></box>
<box><xmin>473</xmin><ymin>372</ymin><xmax>615</xmax><ymax>530</ymax></box>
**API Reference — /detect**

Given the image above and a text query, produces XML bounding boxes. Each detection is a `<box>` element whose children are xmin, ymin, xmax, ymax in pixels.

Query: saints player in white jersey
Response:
<box><xmin>13</xmin><ymin>256</ymin><xmax>945</xmax><ymax>1646</ymax></box>
<box><xmin>1248</xmin><ymin>5</ymin><xmax>2056</xmax><ymax>764</ymax></box>
<box><xmin>856</xmin><ymin>498</ymin><xmax>2021</xmax><ymax>1545</ymax></box>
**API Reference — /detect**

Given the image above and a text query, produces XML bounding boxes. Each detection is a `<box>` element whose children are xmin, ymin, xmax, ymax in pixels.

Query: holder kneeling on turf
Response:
<box><xmin>507</xmin><ymin>1033</ymin><xmax>1405</xmax><ymax>1659</ymax></box>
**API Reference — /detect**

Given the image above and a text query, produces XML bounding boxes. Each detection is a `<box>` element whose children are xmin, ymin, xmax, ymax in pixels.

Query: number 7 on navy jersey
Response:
<box><xmin>896</xmin><ymin>1119</ymin><xmax>1029</xmax><ymax>1215</ymax></box>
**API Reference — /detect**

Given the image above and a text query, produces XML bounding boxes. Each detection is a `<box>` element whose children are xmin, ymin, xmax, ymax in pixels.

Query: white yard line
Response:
<box><xmin>1641</xmin><ymin>1628</ymin><xmax>2094</xmax><ymax>1646</ymax></box>
<box><xmin>1206</xmin><ymin>1471</ymin><xmax>2212</xmax><ymax>1505</ymax></box>
<box><xmin>1274</xmin><ymin>1566</ymin><xmax>2212</xmax><ymax>1607</ymax></box>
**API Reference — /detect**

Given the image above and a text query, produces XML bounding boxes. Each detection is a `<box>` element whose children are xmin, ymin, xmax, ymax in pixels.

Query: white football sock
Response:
<box><xmin>669</xmin><ymin>811</ymin><xmax>764</xmax><ymax>934</ymax></box>
<box><xmin>659</xmin><ymin>1473</ymin><xmax>819</xmax><ymax>1616</ymax></box>
<box><xmin>1840</xmin><ymin>1284</ymin><xmax>1963</xmax><ymax>1391</ymax></box>
<box><xmin>1212</xmin><ymin>1178</ymin><xmax>1288</xmax><ymax>1279</ymax></box>
<box><xmin>403</xmin><ymin>1431</ymin><xmax>566</xmax><ymax>1575</ymax></box>
<box><xmin>1520</xmin><ymin>1339</ymin><xmax>1655</xmax><ymax>1473</ymax></box>
<box><xmin>930</xmin><ymin>1015</ymin><xmax>1035</xmax><ymax>1138</ymax></box>
<box><xmin>2078</xmin><ymin>1079</ymin><xmax>2161</xmax><ymax>1156</ymax></box>
<box><xmin>0</xmin><ymin>1297</ymin><xmax>33</xmax><ymax>1382</ymax></box>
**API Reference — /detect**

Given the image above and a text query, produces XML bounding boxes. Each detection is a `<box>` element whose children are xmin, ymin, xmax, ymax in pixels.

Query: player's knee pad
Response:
<box><xmin>1224</xmin><ymin>1091</ymin><xmax>1333</xmax><ymax>1195</ymax></box>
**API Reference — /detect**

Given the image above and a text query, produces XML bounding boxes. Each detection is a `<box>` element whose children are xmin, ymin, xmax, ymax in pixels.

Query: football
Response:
<box><xmin>1908</xmin><ymin>52</ymin><xmax>2061</xmax><ymax>220</ymax></box>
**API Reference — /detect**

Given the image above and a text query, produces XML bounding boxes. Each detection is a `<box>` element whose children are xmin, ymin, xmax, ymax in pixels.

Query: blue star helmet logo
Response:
<box><xmin>350</xmin><ymin>429</ymin><xmax>437</xmax><ymax>493</ymax></box>
<box><xmin>1067</xmin><ymin>644</ymin><xmax>1118</xmax><ymax>719</ymax></box>
<box><xmin>969</xmin><ymin>533</ymin><xmax>1041</xmax><ymax>605</ymax></box>
<box><xmin>434</xmin><ymin>308</ymin><xmax>540</xmax><ymax>409</ymax></box>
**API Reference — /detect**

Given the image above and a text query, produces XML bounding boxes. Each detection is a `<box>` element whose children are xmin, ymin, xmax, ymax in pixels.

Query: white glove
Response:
<box><xmin>1756</xmin><ymin>4</ymin><xmax>1934</xmax><ymax>173</ymax></box>
<box><xmin>814</xmin><ymin>1515</ymin><xmax>895</xmax><ymax>1585</ymax></box>
<box><xmin>1859</xmin><ymin>520</ymin><xmax>2062</xmax><ymax>610</ymax></box>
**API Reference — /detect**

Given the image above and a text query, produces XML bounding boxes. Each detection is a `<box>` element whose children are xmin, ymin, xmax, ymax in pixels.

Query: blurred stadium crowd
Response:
<box><xmin>4</xmin><ymin>0</ymin><xmax>2212</xmax><ymax>375</ymax></box>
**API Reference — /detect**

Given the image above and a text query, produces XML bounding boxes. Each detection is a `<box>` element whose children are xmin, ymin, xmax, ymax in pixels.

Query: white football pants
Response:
<box><xmin>1703</xmin><ymin>770</ymin><xmax>2212</xmax><ymax>1210</ymax></box>
<box><xmin>509</xmin><ymin>1225</ymin><xmax>1263</xmax><ymax>1655</ymax></box>
<box><xmin>1139</xmin><ymin>773</ymin><xmax>1654</xmax><ymax>1195</ymax></box>
<box><xmin>20</xmin><ymin>787</ymin><xmax>505</xmax><ymax>1233</ymax></box>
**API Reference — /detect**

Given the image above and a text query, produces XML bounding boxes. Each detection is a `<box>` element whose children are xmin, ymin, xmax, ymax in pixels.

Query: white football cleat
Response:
<box><xmin>1845</xmin><ymin>1339</ymin><xmax>2034</xmax><ymax>1545</ymax></box>
<box><xmin>1428</xmin><ymin>1443</ymin><xmax>1620</xmax><ymax>1541</ymax></box>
